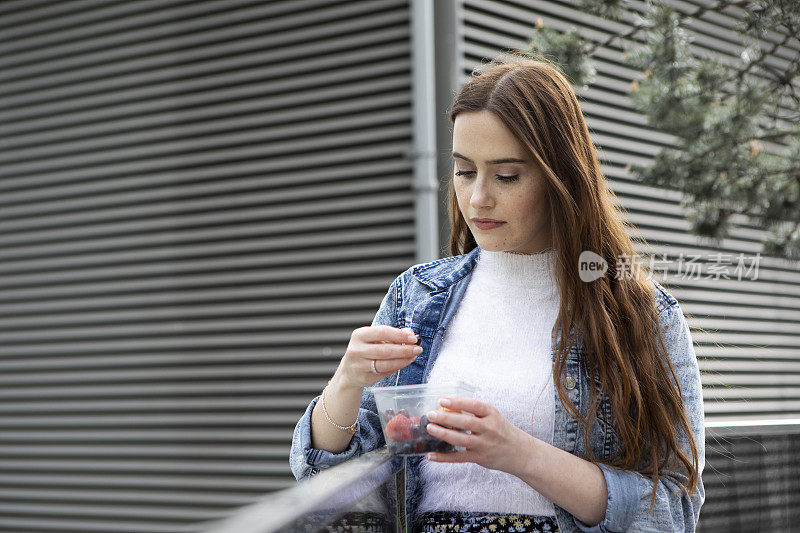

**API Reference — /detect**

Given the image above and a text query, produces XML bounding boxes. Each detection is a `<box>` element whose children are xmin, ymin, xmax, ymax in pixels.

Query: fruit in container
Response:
<box><xmin>364</xmin><ymin>380</ymin><xmax>479</xmax><ymax>456</ymax></box>
<box><xmin>383</xmin><ymin>409</ymin><xmax>456</xmax><ymax>455</ymax></box>
<box><xmin>385</xmin><ymin>412</ymin><xmax>413</xmax><ymax>441</ymax></box>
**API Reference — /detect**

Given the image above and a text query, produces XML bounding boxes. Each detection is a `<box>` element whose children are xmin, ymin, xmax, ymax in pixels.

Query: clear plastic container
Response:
<box><xmin>365</xmin><ymin>380</ymin><xmax>479</xmax><ymax>456</ymax></box>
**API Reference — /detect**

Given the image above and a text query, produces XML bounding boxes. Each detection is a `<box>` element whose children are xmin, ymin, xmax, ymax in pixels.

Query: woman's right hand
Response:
<box><xmin>336</xmin><ymin>325</ymin><xmax>422</xmax><ymax>389</ymax></box>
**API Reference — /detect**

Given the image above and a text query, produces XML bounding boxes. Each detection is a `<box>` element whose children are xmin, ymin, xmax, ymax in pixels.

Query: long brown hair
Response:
<box><xmin>447</xmin><ymin>52</ymin><xmax>699</xmax><ymax>514</ymax></box>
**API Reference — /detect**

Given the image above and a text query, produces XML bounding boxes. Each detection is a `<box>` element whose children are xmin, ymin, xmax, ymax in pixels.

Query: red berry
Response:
<box><xmin>385</xmin><ymin>413</ymin><xmax>413</xmax><ymax>441</ymax></box>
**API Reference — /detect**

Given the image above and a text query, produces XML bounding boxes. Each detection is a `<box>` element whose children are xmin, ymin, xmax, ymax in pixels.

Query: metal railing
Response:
<box><xmin>198</xmin><ymin>426</ymin><xmax>800</xmax><ymax>533</ymax></box>
<box><xmin>199</xmin><ymin>448</ymin><xmax>404</xmax><ymax>533</ymax></box>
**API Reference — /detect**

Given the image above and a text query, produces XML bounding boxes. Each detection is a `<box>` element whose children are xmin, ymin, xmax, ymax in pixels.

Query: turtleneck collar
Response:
<box><xmin>476</xmin><ymin>246</ymin><xmax>557</xmax><ymax>287</ymax></box>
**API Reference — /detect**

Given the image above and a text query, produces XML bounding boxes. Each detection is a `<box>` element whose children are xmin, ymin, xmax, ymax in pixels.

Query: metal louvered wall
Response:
<box><xmin>0</xmin><ymin>0</ymin><xmax>416</xmax><ymax>531</ymax></box>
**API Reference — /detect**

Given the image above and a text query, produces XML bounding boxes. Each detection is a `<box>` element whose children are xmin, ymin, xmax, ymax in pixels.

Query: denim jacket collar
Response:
<box><xmin>410</xmin><ymin>247</ymin><xmax>481</xmax><ymax>291</ymax></box>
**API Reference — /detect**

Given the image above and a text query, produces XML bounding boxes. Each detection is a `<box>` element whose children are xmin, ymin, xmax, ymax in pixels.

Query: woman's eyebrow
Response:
<box><xmin>452</xmin><ymin>152</ymin><xmax>526</xmax><ymax>164</ymax></box>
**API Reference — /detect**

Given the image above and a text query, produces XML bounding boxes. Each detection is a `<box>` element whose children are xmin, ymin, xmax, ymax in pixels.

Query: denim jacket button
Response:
<box><xmin>564</xmin><ymin>375</ymin><xmax>576</xmax><ymax>390</ymax></box>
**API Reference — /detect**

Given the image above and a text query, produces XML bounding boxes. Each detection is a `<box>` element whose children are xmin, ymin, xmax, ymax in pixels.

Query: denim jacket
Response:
<box><xmin>290</xmin><ymin>247</ymin><xmax>705</xmax><ymax>532</ymax></box>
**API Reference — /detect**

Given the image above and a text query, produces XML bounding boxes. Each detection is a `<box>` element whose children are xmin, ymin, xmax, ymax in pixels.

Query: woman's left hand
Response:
<box><xmin>425</xmin><ymin>396</ymin><xmax>535</xmax><ymax>475</ymax></box>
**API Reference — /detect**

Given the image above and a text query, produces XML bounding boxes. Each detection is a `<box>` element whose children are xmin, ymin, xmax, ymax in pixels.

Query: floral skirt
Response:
<box><xmin>412</xmin><ymin>511</ymin><xmax>559</xmax><ymax>533</ymax></box>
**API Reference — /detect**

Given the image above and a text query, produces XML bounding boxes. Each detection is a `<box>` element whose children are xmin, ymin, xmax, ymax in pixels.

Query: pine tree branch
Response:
<box><xmin>583</xmin><ymin>0</ymin><xmax>750</xmax><ymax>57</ymax></box>
<box><xmin>584</xmin><ymin>17</ymin><xmax>650</xmax><ymax>57</ymax></box>
<box><xmin>777</xmin><ymin>0</ymin><xmax>800</xmax><ymax>39</ymax></box>
<box><xmin>772</xmin><ymin>52</ymin><xmax>800</xmax><ymax>105</ymax></box>
<box><xmin>720</xmin><ymin>46</ymin><xmax>800</xmax><ymax>106</ymax></box>
<box><xmin>688</xmin><ymin>130</ymin><xmax>799</xmax><ymax>166</ymax></box>
<box><xmin>777</xmin><ymin>214</ymin><xmax>800</xmax><ymax>252</ymax></box>
<box><xmin>735</xmin><ymin>29</ymin><xmax>795</xmax><ymax>86</ymax></box>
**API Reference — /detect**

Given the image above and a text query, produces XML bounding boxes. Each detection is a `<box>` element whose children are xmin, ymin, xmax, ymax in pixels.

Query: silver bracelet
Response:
<box><xmin>320</xmin><ymin>386</ymin><xmax>358</xmax><ymax>434</ymax></box>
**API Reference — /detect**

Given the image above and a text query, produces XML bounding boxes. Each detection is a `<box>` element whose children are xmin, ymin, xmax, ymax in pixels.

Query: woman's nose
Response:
<box><xmin>470</xmin><ymin>177</ymin><xmax>494</xmax><ymax>209</ymax></box>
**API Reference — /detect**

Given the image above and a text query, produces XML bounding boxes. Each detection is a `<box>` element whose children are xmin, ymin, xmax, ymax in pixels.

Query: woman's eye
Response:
<box><xmin>454</xmin><ymin>171</ymin><xmax>519</xmax><ymax>182</ymax></box>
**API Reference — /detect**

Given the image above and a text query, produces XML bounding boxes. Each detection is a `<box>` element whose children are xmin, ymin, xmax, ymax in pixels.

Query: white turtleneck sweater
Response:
<box><xmin>417</xmin><ymin>247</ymin><xmax>559</xmax><ymax>517</ymax></box>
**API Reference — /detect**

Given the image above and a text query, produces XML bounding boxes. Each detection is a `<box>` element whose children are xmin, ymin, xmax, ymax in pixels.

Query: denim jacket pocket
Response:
<box><xmin>403</xmin><ymin>319</ymin><xmax>435</xmax><ymax>375</ymax></box>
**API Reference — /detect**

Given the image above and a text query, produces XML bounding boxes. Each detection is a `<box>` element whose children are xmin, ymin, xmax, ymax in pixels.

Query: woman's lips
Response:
<box><xmin>473</xmin><ymin>220</ymin><xmax>506</xmax><ymax>230</ymax></box>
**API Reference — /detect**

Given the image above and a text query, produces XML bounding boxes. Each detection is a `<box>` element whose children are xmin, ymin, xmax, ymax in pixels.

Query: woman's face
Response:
<box><xmin>452</xmin><ymin>110</ymin><xmax>552</xmax><ymax>254</ymax></box>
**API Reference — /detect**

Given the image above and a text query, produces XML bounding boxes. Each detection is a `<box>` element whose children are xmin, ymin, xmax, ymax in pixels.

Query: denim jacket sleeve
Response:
<box><xmin>288</xmin><ymin>273</ymin><xmax>405</xmax><ymax>481</ymax></box>
<box><xmin>575</xmin><ymin>302</ymin><xmax>706</xmax><ymax>533</ymax></box>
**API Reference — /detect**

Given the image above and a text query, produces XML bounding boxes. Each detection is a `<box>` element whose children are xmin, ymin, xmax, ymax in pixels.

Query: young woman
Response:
<box><xmin>290</xmin><ymin>54</ymin><xmax>705</xmax><ymax>533</ymax></box>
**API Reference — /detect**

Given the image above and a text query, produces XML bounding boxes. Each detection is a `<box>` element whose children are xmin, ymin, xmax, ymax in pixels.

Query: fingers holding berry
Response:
<box><xmin>336</xmin><ymin>326</ymin><xmax>422</xmax><ymax>389</ymax></box>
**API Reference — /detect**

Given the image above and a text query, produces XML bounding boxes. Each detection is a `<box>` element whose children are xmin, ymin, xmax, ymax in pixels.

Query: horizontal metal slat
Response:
<box><xmin>700</xmin><ymin>359</ymin><xmax>800</xmax><ymax>373</ymax></box>
<box><xmin>0</xmin><ymin>275</ymin><xmax>395</xmax><ymax>317</ymax></box>
<box><xmin>690</xmin><ymin>317</ymin><xmax>800</xmax><ymax>335</ymax></box>
<box><xmin>692</xmin><ymin>330</ymin><xmax>800</xmax><ymax>347</ymax></box>
<box><xmin>0</xmin><ymin>396</ymin><xmax>319</xmax><ymax>414</ymax></box>
<box><xmin>0</xmin><ymin>174</ymin><xmax>411</xmax><ymax>247</ymax></box>
<box><xmin>1</xmin><ymin>102</ymin><xmax>412</xmax><ymax>184</ymax></box>
<box><xmin>702</xmin><ymin>374</ymin><xmax>800</xmax><ymax>386</ymax></box>
<box><xmin>0</xmin><ymin>347</ymin><xmax>348</xmax><ymax>372</ymax></box>
<box><xmin>0</xmin><ymin>414</ymin><xmax>302</xmax><ymax>428</ymax></box>
<box><xmin>0</xmin><ymin>0</ymin><xmax>161</xmax><ymax>33</ymax></box>
<box><xmin>0</xmin><ymin>0</ymin><xmax>359</xmax><ymax>67</ymax></box>
<box><xmin>0</xmin><ymin>500</ymin><xmax>223</xmax><ymax>520</ymax></box>
<box><xmin>0</xmin><ymin>517</ymin><xmax>196</xmax><ymax>533</ymax></box>
<box><xmin>1</xmin><ymin>116</ymin><xmax>413</xmax><ymax>178</ymax></box>
<box><xmin>0</xmin><ymin>270</ymin><xmax>405</xmax><ymax>318</ymax></box>
<box><xmin>633</xmin><ymin>226</ymin><xmax>765</xmax><ymax>255</ymax></box>
<box><xmin>0</xmin><ymin>135</ymin><xmax>413</xmax><ymax>206</ymax></box>
<box><xmin>0</xmin><ymin>294</ymin><xmax>383</xmax><ymax>330</ymax></box>
<box><xmin>0</xmin><ymin>243</ymin><xmax>414</xmax><ymax>297</ymax></box>
<box><xmin>623</xmin><ymin>207</ymin><xmax>770</xmax><ymax>244</ymax></box>
<box><xmin>0</xmin><ymin>486</ymin><xmax>255</xmax><ymax>506</ymax></box>
<box><xmin>0</xmin><ymin>310</ymin><xmax>374</xmax><ymax>345</ymax></box>
<box><xmin>0</xmin><ymin>90</ymin><xmax>412</xmax><ymax>168</ymax></box>
<box><xmin>668</xmin><ymin>283</ymin><xmax>800</xmax><ymax>310</ymax></box>
<box><xmin>0</xmin><ymin>145</ymin><xmax>412</xmax><ymax>220</ymax></box>
<box><xmin>679</xmin><ymin>303</ymin><xmax>800</xmax><ymax>322</ymax></box>
<box><xmin>0</xmin><ymin>45</ymin><xmax>409</xmax><ymax>160</ymax></box>
<box><xmin>0</xmin><ymin>360</ymin><xmax>342</xmax><ymax>385</ymax></box>
<box><xmin>0</xmin><ymin>429</ymin><xmax>290</xmax><ymax>443</ymax></box>
<box><xmin>0</xmin><ymin>0</ymin><xmax>408</xmax><ymax>84</ymax></box>
<box><xmin>670</xmin><ymin>287</ymin><xmax>800</xmax><ymax>311</ymax></box>
<box><xmin>0</xmin><ymin>223</ymin><xmax>415</xmax><ymax>276</ymax></box>
<box><xmin>0</xmin><ymin>201</ymin><xmax>414</xmax><ymax>261</ymax></box>
<box><xmin>0</xmin><ymin>328</ymin><xmax>364</xmax><ymax>357</ymax></box>
<box><xmin>695</xmin><ymin>345</ymin><xmax>800</xmax><ymax>360</ymax></box>
<box><xmin>0</xmin><ymin>458</ymin><xmax>287</xmax><ymax>475</ymax></box>
<box><xmin>2</xmin><ymin>74</ymin><xmax>409</xmax><ymax>158</ymax></box>
<box><xmin>0</xmin><ymin>55</ymin><xmax>411</xmax><ymax>141</ymax></box>
<box><xmin>614</xmin><ymin>189</ymin><xmax>774</xmax><ymax>240</ymax></box>
<box><xmin>0</xmin><ymin>470</ymin><xmax>287</xmax><ymax>491</ymax></box>
<box><xmin>703</xmin><ymin>401</ymin><xmax>800</xmax><ymax>417</ymax></box>
<box><xmin>705</xmin><ymin>413</ymin><xmax>800</xmax><ymax>425</ymax></box>
<box><xmin>704</xmin><ymin>386</ymin><xmax>800</xmax><ymax>400</ymax></box>
<box><xmin>0</xmin><ymin>373</ymin><xmax>325</xmax><ymax>395</ymax></box>
<box><xmin>0</xmin><ymin>21</ymin><xmax>410</xmax><ymax>117</ymax></box>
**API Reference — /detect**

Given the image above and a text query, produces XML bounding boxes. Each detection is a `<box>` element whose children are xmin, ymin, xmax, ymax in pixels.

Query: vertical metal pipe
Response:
<box><xmin>410</xmin><ymin>0</ymin><xmax>440</xmax><ymax>263</ymax></box>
